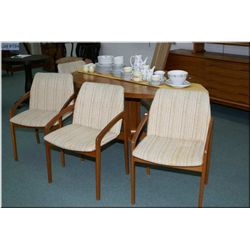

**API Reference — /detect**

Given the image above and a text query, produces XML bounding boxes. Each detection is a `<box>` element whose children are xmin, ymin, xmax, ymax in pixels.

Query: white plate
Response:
<box><xmin>165</xmin><ymin>79</ymin><xmax>191</xmax><ymax>88</ymax></box>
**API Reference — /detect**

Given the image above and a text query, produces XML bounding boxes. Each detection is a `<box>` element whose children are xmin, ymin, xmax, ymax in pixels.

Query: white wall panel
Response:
<box><xmin>99</xmin><ymin>42</ymin><xmax>156</xmax><ymax>66</ymax></box>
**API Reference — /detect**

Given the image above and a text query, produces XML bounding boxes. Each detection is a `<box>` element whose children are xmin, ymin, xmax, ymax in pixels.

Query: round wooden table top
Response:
<box><xmin>72</xmin><ymin>71</ymin><xmax>157</xmax><ymax>99</ymax></box>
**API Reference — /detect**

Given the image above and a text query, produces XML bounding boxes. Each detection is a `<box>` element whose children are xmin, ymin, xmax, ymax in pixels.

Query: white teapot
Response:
<box><xmin>130</xmin><ymin>55</ymin><xmax>148</xmax><ymax>70</ymax></box>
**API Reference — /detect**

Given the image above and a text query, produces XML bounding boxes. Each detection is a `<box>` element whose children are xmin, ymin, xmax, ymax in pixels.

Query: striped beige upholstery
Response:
<box><xmin>133</xmin><ymin>136</ymin><xmax>206</xmax><ymax>166</ymax></box>
<box><xmin>44</xmin><ymin>124</ymin><xmax>118</xmax><ymax>151</ymax></box>
<box><xmin>10</xmin><ymin>110</ymin><xmax>59</xmax><ymax>127</ymax></box>
<box><xmin>73</xmin><ymin>82</ymin><xmax>124</xmax><ymax>135</ymax></box>
<box><xmin>10</xmin><ymin>73</ymin><xmax>74</xmax><ymax>127</ymax></box>
<box><xmin>57</xmin><ymin>60</ymin><xmax>86</xmax><ymax>73</ymax></box>
<box><xmin>133</xmin><ymin>88</ymin><xmax>211</xmax><ymax>166</ymax></box>
<box><xmin>44</xmin><ymin>82</ymin><xmax>124</xmax><ymax>152</ymax></box>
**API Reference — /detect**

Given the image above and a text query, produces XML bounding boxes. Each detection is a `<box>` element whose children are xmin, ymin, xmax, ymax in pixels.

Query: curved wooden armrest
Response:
<box><xmin>9</xmin><ymin>91</ymin><xmax>30</xmax><ymax>119</ymax></box>
<box><xmin>96</xmin><ymin>111</ymin><xmax>124</xmax><ymax>147</ymax></box>
<box><xmin>60</xmin><ymin>93</ymin><xmax>76</xmax><ymax>111</ymax></box>
<box><xmin>45</xmin><ymin>105</ymin><xmax>75</xmax><ymax>135</ymax></box>
<box><xmin>131</xmin><ymin>113</ymin><xmax>149</xmax><ymax>151</ymax></box>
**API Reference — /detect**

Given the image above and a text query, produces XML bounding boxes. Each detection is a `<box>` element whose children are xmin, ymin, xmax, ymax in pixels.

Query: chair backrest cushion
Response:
<box><xmin>29</xmin><ymin>73</ymin><xmax>74</xmax><ymax>111</ymax></box>
<box><xmin>147</xmin><ymin>88</ymin><xmax>211</xmax><ymax>142</ymax></box>
<box><xmin>57</xmin><ymin>60</ymin><xmax>85</xmax><ymax>73</ymax></box>
<box><xmin>73</xmin><ymin>82</ymin><xmax>124</xmax><ymax>135</ymax></box>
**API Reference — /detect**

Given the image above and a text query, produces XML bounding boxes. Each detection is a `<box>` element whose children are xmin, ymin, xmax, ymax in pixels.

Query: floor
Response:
<box><xmin>1</xmin><ymin>69</ymin><xmax>249</xmax><ymax>207</ymax></box>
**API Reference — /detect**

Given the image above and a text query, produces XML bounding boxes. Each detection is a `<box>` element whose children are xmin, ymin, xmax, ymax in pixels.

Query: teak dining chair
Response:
<box><xmin>44</xmin><ymin>82</ymin><xmax>129</xmax><ymax>200</ymax></box>
<box><xmin>131</xmin><ymin>87</ymin><xmax>213</xmax><ymax>207</ymax></box>
<box><xmin>9</xmin><ymin>73</ymin><xmax>75</xmax><ymax>161</ymax></box>
<box><xmin>57</xmin><ymin>60</ymin><xmax>86</xmax><ymax>73</ymax></box>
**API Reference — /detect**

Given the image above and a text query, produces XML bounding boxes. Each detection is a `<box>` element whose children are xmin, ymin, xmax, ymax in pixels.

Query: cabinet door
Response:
<box><xmin>206</xmin><ymin>60</ymin><xmax>249</xmax><ymax>106</ymax></box>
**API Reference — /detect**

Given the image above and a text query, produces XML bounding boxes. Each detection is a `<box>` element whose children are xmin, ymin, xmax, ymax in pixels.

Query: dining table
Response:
<box><xmin>72</xmin><ymin>71</ymin><xmax>206</xmax><ymax>141</ymax></box>
<box><xmin>2</xmin><ymin>54</ymin><xmax>49</xmax><ymax>93</ymax></box>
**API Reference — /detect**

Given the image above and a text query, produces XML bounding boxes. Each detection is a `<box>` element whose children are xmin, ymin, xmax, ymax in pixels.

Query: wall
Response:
<box><xmin>60</xmin><ymin>42</ymin><xmax>250</xmax><ymax>60</ymax></box>
<box><xmin>30</xmin><ymin>43</ymin><xmax>41</xmax><ymax>54</ymax></box>
<box><xmin>99</xmin><ymin>42</ymin><xmax>156</xmax><ymax>66</ymax></box>
<box><xmin>17</xmin><ymin>43</ymin><xmax>42</xmax><ymax>54</ymax></box>
<box><xmin>62</xmin><ymin>42</ymin><xmax>157</xmax><ymax>65</ymax></box>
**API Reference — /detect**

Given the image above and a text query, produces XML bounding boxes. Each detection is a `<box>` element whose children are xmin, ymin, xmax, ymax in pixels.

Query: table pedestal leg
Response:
<box><xmin>125</xmin><ymin>99</ymin><xmax>141</xmax><ymax>140</ymax></box>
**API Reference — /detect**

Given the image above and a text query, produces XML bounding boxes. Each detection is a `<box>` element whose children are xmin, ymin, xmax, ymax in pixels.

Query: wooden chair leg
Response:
<box><xmin>10</xmin><ymin>123</ymin><xmax>18</xmax><ymax>161</ymax></box>
<box><xmin>45</xmin><ymin>142</ymin><xmax>52</xmax><ymax>183</ymax></box>
<box><xmin>61</xmin><ymin>149</ymin><xmax>65</xmax><ymax>167</ymax></box>
<box><xmin>131</xmin><ymin>157</ymin><xmax>135</xmax><ymax>205</ymax></box>
<box><xmin>205</xmin><ymin>146</ymin><xmax>212</xmax><ymax>185</ymax></box>
<box><xmin>95</xmin><ymin>150</ymin><xmax>101</xmax><ymax>200</ymax></box>
<box><xmin>205</xmin><ymin>163</ymin><xmax>210</xmax><ymax>185</ymax></box>
<box><xmin>146</xmin><ymin>166</ymin><xmax>150</xmax><ymax>175</ymax></box>
<box><xmin>123</xmin><ymin>116</ymin><xmax>129</xmax><ymax>175</ymax></box>
<box><xmin>35</xmin><ymin>128</ymin><xmax>40</xmax><ymax>144</ymax></box>
<box><xmin>198</xmin><ymin>168</ymin><xmax>206</xmax><ymax>207</ymax></box>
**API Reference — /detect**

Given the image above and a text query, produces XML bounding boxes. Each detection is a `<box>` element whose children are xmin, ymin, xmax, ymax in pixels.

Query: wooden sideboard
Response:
<box><xmin>165</xmin><ymin>47</ymin><xmax>250</xmax><ymax>110</ymax></box>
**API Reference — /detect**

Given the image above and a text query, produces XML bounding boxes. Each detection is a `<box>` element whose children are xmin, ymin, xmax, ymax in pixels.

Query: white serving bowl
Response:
<box><xmin>98</xmin><ymin>55</ymin><xmax>113</xmax><ymax>65</ymax></box>
<box><xmin>167</xmin><ymin>70</ymin><xmax>188</xmax><ymax>85</ymax></box>
<box><xmin>113</xmin><ymin>56</ymin><xmax>124</xmax><ymax>65</ymax></box>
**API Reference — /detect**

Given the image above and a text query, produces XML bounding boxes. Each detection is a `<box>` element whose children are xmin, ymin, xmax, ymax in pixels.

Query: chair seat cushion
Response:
<box><xmin>10</xmin><ymin>109</ymin><xmax>59</xmax><ymax>127</ymax></box>
<box><xmin>44</xmin><ymin>124</ymin><xmax>118</xmax><ymax>152</ymax></box>
<box><xmin>133</xmin><ymin>135</ymin><xmax>205</xmax><ymax>166</ymax></box>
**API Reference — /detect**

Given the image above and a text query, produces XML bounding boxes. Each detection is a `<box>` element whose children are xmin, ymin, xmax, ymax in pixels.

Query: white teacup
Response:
<box><xmin>151</xmin><ymin>75</ymin><xmax>161</xmax><ymax>81</ymax></box>
<box><xmin>82</xmin><ymin>65</ymin><xmax>89</xmax><ymax>73</ymax></box>
<box><xmin>113</xmin><ymin>56</ymin><xmax>124</xmax><ymax>65</ymax></box>
<box><xmin>167</xmin><ymin>70</ymin><xmax>188</xmax><ymax>85</ymax></box>
<box><xmin>151</xmin><ymin>74</ymin><xmax>161</xmax><ymax>86</ymax></box>
<box><xmin>133</xmin><ymin>71</ymin><xmax>143</xmax><ymax>81</ymax></box>
<box><xmin>154</xmin><ymin>70</ymin><xmax>165</xmax><ymax>82</ymax></box>
<box><xmin>123</xmin><ymin>66</ymin><xmax>132</xmax><ymax>73</ymax></box>
<box><xmin>88</xmin><ymin>65</ymin><xmax>95</xmax><ymax>73</ymax></box>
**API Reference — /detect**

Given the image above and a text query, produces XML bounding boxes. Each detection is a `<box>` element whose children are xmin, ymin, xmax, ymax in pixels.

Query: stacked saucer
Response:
<box><xmin>95</xmin><ymin>63</ymin><xmax>112</xmax><ymax>74</ymax></box>
<box><xmin>95</xmin><ymin>55</ymin><xmax>113</xmax><ymax>74</ymax></box>
<box><xmin>112</xmin><ymin>64</ymin><xmax>124</xmax><ymax>77</ymax></box>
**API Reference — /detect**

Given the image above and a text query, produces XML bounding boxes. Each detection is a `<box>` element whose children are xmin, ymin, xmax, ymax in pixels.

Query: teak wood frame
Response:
<box><xmin>131</xmin><ymin>113</ymin><xmax>214</xmax><ymax>208</ymax></box>
<box><xmin>44</xmin><ymin>104</ymin><xmax>129</xmax><ymax>200</ymax></box>
<box><xmin>9</xmin><ymin>91</ymin><xmax>75</xmax><ymax>161</ymax></box>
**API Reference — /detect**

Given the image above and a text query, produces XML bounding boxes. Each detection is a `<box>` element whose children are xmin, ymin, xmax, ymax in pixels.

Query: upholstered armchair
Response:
<box><xmin>9</xmin><ymin>73</ymin><xmax>75</xmax><ymax>161</ymax></box>
<box><xmin>57</xmin><ymin>60</ymin><xmax>86</xmax><ymax>73</ymax></box>
<box><xmin>44</xmin><ymin>82</ymin><xmax>129</xmax><ymax>200</ymax></box>
<box><xmin>131</xmin><ymin>87</ymin><xmax>213</xmax><ymax>207</ymax></box>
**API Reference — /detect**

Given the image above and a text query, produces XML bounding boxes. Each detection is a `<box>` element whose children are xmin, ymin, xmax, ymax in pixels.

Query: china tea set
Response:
<box><xmin>82</xmin><ymin>54</ymin><xmax>190</xmax><ymax>87</ymax></box>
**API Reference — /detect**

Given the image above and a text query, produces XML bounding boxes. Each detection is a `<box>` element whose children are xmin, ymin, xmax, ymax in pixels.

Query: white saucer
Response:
<box><xmin>165</xmin><ymin>79</ymin><xmax>191</xmax><ymax>88</ymax></box>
